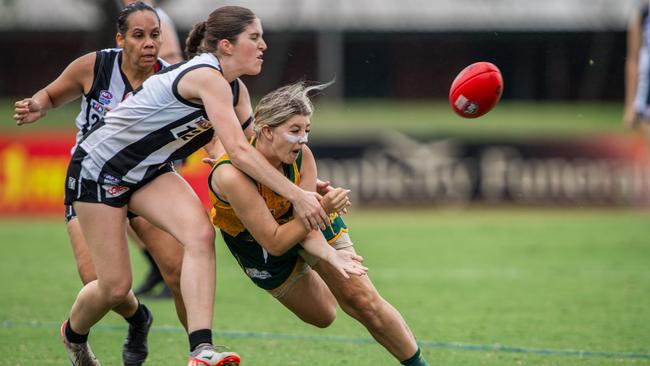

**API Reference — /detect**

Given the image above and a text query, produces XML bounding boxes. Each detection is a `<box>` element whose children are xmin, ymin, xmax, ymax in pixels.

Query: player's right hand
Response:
<box><xmin>320</xmin><ymin>187</ymin><xmax>351</xmax><ymax>215</ymax></box>
<box><xmin>13</xmin><ymin>98</ymin><xmax>43</xmax><ymax>125</ymax></box>
<box><xmin>293</xmin><ymin>189</ymin><xmax>329</xmax><ymax>231</ymax></box>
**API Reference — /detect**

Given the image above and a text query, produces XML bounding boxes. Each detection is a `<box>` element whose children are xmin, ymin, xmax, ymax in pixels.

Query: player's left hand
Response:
<box><xmin>320</xmin><ymin>187</ymin><xmax>351</xmax><ymax>215</ymax></box>
<box><xmin>325</xmin><ymin>250</ymin><xmax>367</xmax><ymax>279</ymax></box>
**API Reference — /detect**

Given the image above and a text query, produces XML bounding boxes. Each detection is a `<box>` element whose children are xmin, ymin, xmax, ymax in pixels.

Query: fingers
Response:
<box><xmin>344</xmin><ymin>263</ymin><xmax>368</xmax><ymax>276</ymax></box>
<box><xmin>317</xmin><ymin>206</ymin><xmax>329</xmax><ymax>230</ymax></box>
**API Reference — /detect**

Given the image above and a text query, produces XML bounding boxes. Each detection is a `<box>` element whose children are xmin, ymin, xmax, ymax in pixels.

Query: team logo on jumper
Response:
<box><xmin>99</xmin><ymin>90</ymin><xmax>113</xmax><ymax>105</ymax></box>
<box><xmin>101</xmin><ymin>174</ymin><xmax>120</xmax><ymax>185</ymax></box>
<box><xmin>245</xmin><ymin>267</ymin><xmax>272</xmax><ymax>280</ymax></box>
<box><xmin>171</xmin><ymin>116</ymin><xmax>212</xmax><ymax>141</ymax></box>
<box><xmin>103</xmin><ymin>184</ymin><xmax>130</xmax><ymax>198</ymax></box>
<box><xmin>67</xmin><ymin>177</ymin><xmax>76</xmax><ymax>190</ymax></box>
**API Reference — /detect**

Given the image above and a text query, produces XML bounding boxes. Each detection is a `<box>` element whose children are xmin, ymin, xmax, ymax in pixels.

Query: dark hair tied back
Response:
<box><xmin>116</xmin><ymin>1</ymin><xmax>159</xmax><ymax>36</ymax></box>
<box><xmin>184</xmin><ymin>6</ymin><xmax>256</xmax><ymax>59</ymax></box>
<box><xmin>185</xmin><ymin>21</ymin><xmax>208</xmax><ymax>59</ymax></box>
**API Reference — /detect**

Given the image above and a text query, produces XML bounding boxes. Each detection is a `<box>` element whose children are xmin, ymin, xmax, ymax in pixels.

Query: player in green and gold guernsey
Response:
<box><xmin>208</xmin><ymin>81</ymin><xmax>430</xmax><ymax>366</ymax></box>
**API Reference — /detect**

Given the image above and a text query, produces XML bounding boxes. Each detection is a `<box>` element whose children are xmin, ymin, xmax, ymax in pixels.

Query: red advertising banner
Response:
<box><xmin>0</xmin><ymin>133</ymin><xmax>213</xmax><ymax>217</ymax></box>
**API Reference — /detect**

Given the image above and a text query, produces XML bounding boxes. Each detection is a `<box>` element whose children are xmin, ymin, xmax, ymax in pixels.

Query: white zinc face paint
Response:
<box><xmin>284</xmin><ymin>132</ymin><xmax>309</xmax><ymax>144</ymax></box>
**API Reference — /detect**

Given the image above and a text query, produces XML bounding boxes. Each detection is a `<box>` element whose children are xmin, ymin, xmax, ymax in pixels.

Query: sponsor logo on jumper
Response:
<box><xmin>90</xmin><ymin>100</ymin><xmax>105</xmax><ymax>115</ymax></box>
<box><xmin>99</xmin><ymin>90</ymin><xmax>113</xmax><ymax>105</ymax></box>
<box><xmin>103</xmin><ymin>185</ymin><xmax>130</xmax><ymax>197</ymax></box>
<box><xmin>245</xmin><ymin>267</ymin><xmax>272</xmax><ymax>280</ymax></box>
<box><xmin>171</xmin><ymin>117</ymin><xmax>212</xmax><ymax>141</ymax></box>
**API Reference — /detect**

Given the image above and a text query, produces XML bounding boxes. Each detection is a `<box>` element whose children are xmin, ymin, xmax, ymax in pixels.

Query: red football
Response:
<box><xmin>449</xmin><ymin>62</ymin><xmax>503</xmax><ymax>118</ymax></box>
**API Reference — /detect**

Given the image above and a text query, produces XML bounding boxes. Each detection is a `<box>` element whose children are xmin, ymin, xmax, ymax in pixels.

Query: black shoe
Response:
<box><xmin>122</xmin><ymin>304</ymin><xmax>153</xmax><ymax>366</ymax></box>
<box><xmin>134</xmin><ymin>269</ymin><xmax>164</xmax><ymax>296</ymax></box>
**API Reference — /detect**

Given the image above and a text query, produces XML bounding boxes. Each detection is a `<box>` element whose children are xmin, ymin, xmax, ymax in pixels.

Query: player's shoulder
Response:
<box><xmin>213</xmin><ymin>160</ymin><xmax>253</xmax><ymax>192</ymax></box>
<box><xmin>66</xmin><ymin>51</ymin><xmax>100</xmax><ymax>77</ymax></box>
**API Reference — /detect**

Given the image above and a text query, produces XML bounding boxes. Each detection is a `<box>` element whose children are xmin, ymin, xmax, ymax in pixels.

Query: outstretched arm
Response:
<box><xmin>14</xmin><ymin>52</ymin><xmax>95</xmax><ymax>125</ymax></box>
<box><xmin>211</xmin><ymin>164</ymin><xmax>310</xmax><ymax>256</ymax></box>
<box><xmin>179</xmin><ymin>67</ymin><xmax>328</xmax><ymax>230</ymax></box>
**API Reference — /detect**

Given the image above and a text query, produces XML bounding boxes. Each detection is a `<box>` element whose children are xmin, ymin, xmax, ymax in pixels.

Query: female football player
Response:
<box><xmin>56</xmin><ymin>5</ymin><xmax>328</xmax><ymax>366</ymax></box>
<box><xmin>208</xmin><ymin>81</ymin><xmax>430</xmax><ymax>366</ymax></box>
<box><xmin>13</xmin><ymin>3</ymin><xmax>188</xmax><ymax>365</ymax></box>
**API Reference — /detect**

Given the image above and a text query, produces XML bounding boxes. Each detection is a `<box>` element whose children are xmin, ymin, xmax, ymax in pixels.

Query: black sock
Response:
<box><xmin>188</xmin><ymin>329</ymin><xmax>212</xmax><ymax>352</ymax></box>
<box><xmin>65</xmin><ymin>319</ymin><xmax>89</xmax><ymax>344</ymax></box>
<box><xmin>125</xmin><ymin>303</ymin><xmax>148</xmax><ymax>325</ymax></box>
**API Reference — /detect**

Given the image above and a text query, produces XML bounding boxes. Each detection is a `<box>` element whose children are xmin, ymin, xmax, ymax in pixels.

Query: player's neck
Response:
<box><xmin>256</xmin><ymin>142</ymin><xmax>282</xmax><ymax>170</ymax></box>
<box><xmin>121</xmin><ymin>61</ymin><xmax>155</xmax><ymax>89</ymax></box>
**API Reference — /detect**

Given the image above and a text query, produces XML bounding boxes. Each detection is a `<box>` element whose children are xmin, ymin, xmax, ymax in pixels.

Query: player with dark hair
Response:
<box><xmin>119</xmin><ymin>0</ymin><xmax>184</xmax><ymax>300</ymax></box>
<box><xmin>208</xmin><ymin>81</ymin><xmax>430</xmax><ymax>366</ymax></box>
<box><xmin>13</xmin><ymin>3</ymin><xmax>190</xmax><ymax>365</ymax></box>
<box><xmin>57</xmin><ymin>5</ymin><xmax>328</xmax><ymax>366</ymax></box>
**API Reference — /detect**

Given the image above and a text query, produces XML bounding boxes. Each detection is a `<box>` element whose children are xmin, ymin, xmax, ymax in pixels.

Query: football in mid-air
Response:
<box><xmin>449</xmin><ymin>62</ymin><xmax>503</xmax><ymax>118</ymax></box>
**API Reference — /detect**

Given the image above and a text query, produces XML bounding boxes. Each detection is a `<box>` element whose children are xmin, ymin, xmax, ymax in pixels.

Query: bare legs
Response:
<box><xmin>67</xmin><ymin>209</ymin><xmax>187</xmax><ymax>329</ymax></box>
<box><xmin>69</xmin><ymin>171</ymin><xmax>214</xmax><ymax>337</ymax></box>
<box><xmin>277</xmin><ymin>247</ymin><xmax>419</xmax><ymax>362</ymax></box>
<box><xmin>128</xmin><ymin>172</ymin><xmax>216</xmax><ymax>333</ymax></box>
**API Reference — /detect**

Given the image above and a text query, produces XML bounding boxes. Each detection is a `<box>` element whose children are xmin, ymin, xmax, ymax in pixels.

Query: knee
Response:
<box><xmin>99</xmin><ymin>281</ymin><xmax>132</xmax><ymax>307</ymax></box>
<box><xmin>183</xmin><ymin>224</ymin><xmax>215</xmax><ymax>254</ymax></box>
<box><xmin>342</xmin><ymin>291</ymin><xmax>384</xmax><ymax>328</ymax></box>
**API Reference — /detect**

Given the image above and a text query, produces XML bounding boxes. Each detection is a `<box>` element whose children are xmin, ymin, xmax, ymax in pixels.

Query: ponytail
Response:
<box><xmin>185</xmin><ymin>21</ymin><xmax>207</xmax><ymax>59</ymax></box>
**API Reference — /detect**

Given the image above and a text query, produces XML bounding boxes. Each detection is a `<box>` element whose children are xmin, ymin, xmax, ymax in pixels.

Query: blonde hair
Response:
<box><xmin>253</xmin><ymin>80</ymin><xmax>333</xmax><ymax>135</ymax></box>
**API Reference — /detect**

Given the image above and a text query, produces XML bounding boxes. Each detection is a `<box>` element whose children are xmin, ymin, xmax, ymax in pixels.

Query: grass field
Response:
<box><xmin>2</xmin><ymin>99</ymin><xmax>626</xmax><ymax>140</ymax></box>
<box><xmin>1</xmin><ymin>208</ymin><xmax>649</xmax><ymax>365</ymax></box>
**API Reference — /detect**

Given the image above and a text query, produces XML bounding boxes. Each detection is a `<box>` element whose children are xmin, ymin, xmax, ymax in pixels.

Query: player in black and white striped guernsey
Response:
<box><xmin>72</xmin><ymin>47</ymin><xmax>166</xmax><ymax>152</ymax></box>
<box><xmin>14</xmin><ymin>3</ymin><xmax>187</xmax><ymax>366</ymax></box>
<box><xmin>62</xmin><ymin>5</ymin><xmax>328</xmax><ymax>366</ymax></box>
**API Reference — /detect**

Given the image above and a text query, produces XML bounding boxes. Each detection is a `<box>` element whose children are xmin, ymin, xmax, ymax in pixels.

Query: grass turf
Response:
<box><xmin>0</xmin><ymin>208</ymin><xmax>649</xmax><ymax>365</ymax></box>
<box><xmin>2</xmin><ymin>99</ymin><xmax>626</xmax><ymax>140</ymax></box>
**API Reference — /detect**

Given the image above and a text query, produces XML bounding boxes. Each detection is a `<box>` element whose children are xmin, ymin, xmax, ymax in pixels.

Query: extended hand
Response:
<box><xmin>325</xmin><ymin>250</ymin><xmax>367</xmax><ymax>279</ymax></box>
<box><xmin>293</xmin><ymin>189</ymin><xmax>329</xmax><ymax>231</ymax></box>
<box><xmin>14</xmin><ymin>98</ymin><xmax>43</xmax><ymax>125</ymax></box>
<box><xmin>320</xmin><ymin>187</ymin><xmax>351</xmax><ymax>215</ymax></box>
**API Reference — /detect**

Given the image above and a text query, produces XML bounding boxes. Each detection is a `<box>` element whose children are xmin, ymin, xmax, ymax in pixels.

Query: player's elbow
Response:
<box><xmin>261</xmin><ymin>241</ymin><xmax>289</xmax><ymax>257</ymax></box>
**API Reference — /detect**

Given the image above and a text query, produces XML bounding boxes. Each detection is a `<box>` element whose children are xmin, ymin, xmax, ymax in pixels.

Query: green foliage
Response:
<box><xmin>1</xmin><ymin>208</ymin><xmax>649</xmax><ymax>365</ymax></box>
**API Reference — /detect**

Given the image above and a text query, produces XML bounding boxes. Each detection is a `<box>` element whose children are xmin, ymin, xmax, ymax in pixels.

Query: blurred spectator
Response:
<box><xmin>624</xmin><ymin>2</ymin><xmax>650</xmax><ymax>144</ymax></box>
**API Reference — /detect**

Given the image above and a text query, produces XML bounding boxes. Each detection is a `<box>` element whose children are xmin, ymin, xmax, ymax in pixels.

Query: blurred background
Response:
<box><xmin>2</xmin><ymin>2</ymin><xmax>650</xmax><ymax>365</ymax></box>
<box><xmin>1</xmin><ymin>0</ymin><xmax>648</xmax><ymax>213</ymax></box>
